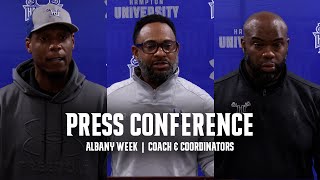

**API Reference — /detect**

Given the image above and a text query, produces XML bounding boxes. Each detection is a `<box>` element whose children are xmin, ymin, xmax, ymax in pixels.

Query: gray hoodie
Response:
<box><xmin>0</xmin><ymin>59</ymin><xmax>108</xmax><ymax>180</ymax></box>
<box><xmin>107</xmin><ymin>68</ymin><xmax>214</xmax><ymax>177</ymax></box>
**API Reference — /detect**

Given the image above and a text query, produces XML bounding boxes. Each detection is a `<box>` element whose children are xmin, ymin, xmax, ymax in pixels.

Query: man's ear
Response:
<box><xmin>26</xmin><ymin>37</ymin><xmax>32</xmax><ymax>54</ymax></box>
<box><xmin>176</xmin><ymin>42</ymin><xmax>180</xmax><ymax>54</ymax></box>
<box><xmin>241</xmin><ymin>37</ymin><xmax>245</xmax><ymax>53</ymax></box>
<box><xmin>131</xmin><ymin>45</ymin><xmax>139</xmax><ymax>60</ymax></box>
<box><xmin>72</xmin><ymin>33</ymin><xmax>75</xmax><ymax>49</ymax></box>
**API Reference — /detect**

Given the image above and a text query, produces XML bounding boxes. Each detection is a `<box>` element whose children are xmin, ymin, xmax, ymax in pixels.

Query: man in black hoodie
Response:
<box><xmin>214</xmin><ymin>11</ymin><xmax>320</xmax><ymax>178</ymax></box>
<box><xmin>0</xmin><ymin>4</ymin><xmax>107</xmax><ymax>180</ymax></box>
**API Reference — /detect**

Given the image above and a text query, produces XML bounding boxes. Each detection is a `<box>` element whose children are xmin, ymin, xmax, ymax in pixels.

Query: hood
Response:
<box><xmin>13</xmin><ymin>59</ymin><xmax>86</xmax><ymax>103</ymax></box>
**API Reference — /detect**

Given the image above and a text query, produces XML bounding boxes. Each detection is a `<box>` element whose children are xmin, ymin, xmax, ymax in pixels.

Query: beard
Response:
<box><xmin>138</xmin><ymin>57</ymin><xmax>178</xmax><ymax>85</ymax></box>
<box><xmin>42</xmin><ymin>60</ymin><xmax>73</xmax><ymax>81</ymax></box>
<box><xmin>46</xmin><ymin>71</ymin><xmax>69</xmax><ymax>79</ymax></box>
<box><xmin>245</xmin><ymin>54</ymin><xmax>286</xmax><ymax>85</ymax></box>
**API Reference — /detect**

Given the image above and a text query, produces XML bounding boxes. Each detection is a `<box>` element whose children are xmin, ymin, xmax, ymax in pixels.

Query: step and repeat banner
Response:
<box><xmin>0</xmin><ymin>0</ymin><xmax>319</xmax><ymax>177</ymax></box>
<box><xmin>1</xmin><ymin>1</ymin><xmax>319</xmax><ymax>90</ymax></box>
<box><xmin>0</xmin><ymin>0</ymin><xmax>107</xmax><ymax>88</ymax></box>
<box><xmin>214</xmin><ymin>0</ymin><xmax>320</xmax><ymax>84</ymax></box>
<box><xmin>105</xmin><ymin>0</ymin><xmax>214</xmax><ymax>94</ymax></box>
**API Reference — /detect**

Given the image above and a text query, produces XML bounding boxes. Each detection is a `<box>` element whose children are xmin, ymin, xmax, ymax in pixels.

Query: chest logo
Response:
<box><xmin>313</xmin><ymin>23</ymin><xmax>320</xmax><ymax>54</ymax></box>
<box><xmin>231</xmin><ymin>101</ymin><xmax>251</xmax><ymax>113</ymax></box>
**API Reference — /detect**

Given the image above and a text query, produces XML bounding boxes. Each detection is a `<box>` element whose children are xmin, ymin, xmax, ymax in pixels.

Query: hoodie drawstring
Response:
<box><xmin>60</xmin><ymin>104</ymin><xmax>63</xmax><ymax>159</ymax></box>
<box><xmin>43</xmin><ymin>100</ymin><xmax>47</xmax><ymax>163</ymax></box>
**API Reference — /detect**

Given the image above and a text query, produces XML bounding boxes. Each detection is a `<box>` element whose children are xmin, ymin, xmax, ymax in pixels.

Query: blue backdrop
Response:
<box><xmin>214</xmin><ymin>0</ymin><xmax>320</xmax><ymax>84</ymax></box>
<box><xmin>0</xmin><ymin>0</ymin><xmax>107</xmax><ymax>88</ymax></box>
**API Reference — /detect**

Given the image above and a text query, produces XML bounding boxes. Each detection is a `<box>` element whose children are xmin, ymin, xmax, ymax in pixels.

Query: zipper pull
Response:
<box><xmin>153</xmin><ymin>89</ymin><xmax>156</xmax><ymax>100</ymax></box>
<box><xmin>262</xmin><ymin>89</ymin><xmax>267</xmax><ymax>96</ymax></box>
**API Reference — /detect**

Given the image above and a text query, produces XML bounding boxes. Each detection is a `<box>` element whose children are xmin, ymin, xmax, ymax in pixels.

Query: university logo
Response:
<box><xmin>108</xmin><ymin>0</ymin><xmax>179</xmax><ymax>19</ymax></box>
<box><xmin>208</xmin><ymin>0</ymin><xmax>214</xmax><ymax>19</ymax></box>
<box><xmin>23</xmin><ymin>118</ymin><xmax>83</xmax><ymax>159</ymax></box>
<box><xmin>209</xmin><ymin>59</ymin><xmax>214</xmax><ymax>80</ymax></box>
<box><xmin>46</xmin><ymin>7</ymin><xmax>61</xmax><ymax>17</ymax></box>
<box><xmin>23</xmin><ymin>0</ymin><xmax>63</xmax><ymax>21</ymax></box>
<box><xmin>219</xmin><ymin>28</ymin><xmax>243</xmax><ymax>49</ymax></box>
<box><xmin>313</xmin><ymin>23</ymin><xmax>320</xmax><ymax>54</ymax></box>
<box><xmin>127</xmin><ymin>55</ymin><xmax>139</xmax><ymax>77</ymax></box>
<box><xmin>231</xmin><ymin>101</ymin><xmax>251</xmax><ymax>113</ymax></box>
<box><xmin>104</xmin><ymin>0</ymin><xmax>108</xmax><ymax>19</ymax></box>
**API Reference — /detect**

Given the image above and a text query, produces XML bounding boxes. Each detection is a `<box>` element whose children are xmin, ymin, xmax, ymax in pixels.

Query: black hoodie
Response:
<box><xmin>0</xmin><ymin>59</ymin><xmax>108</xmax><ymax>180</ymax></box>
<box><xmin>214</xmin><ymin>60</ymin><xmax>320</xmax><ymax>179</ymax></box>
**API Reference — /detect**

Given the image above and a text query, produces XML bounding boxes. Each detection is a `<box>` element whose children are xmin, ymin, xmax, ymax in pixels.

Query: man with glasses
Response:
<box><xmin>107</xmin><ymin>14</ymin><xmax>214</xmax><ymax>176</ymax></box>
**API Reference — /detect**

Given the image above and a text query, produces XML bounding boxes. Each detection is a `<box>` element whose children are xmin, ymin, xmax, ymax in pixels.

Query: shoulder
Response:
<box><xmin>287</xmin><ymin>72</ymin><xmax>320</xmax><ymax>99</ymax></box>
<box><xmin>287</xmin><ymin>72</ymin><xmax>320</xmax><ymax>90</ymax></box>
<box><xmin>214</xmin><ymin>70</ymin><xmax>239</xmax><ymax>85</ymax></box>
<box><xmin>214</xmin><ymin>70</ymin><xmax>240</xmax><ymax>95</ymax></box>
<box><xmin>107</xmin><ymin>78</ymin><xmax>134</xmax><ymax>96</ymax></box>
<box><xmin>0</xmin><ymin>83</ymin><xmax>20</xmax><ymax>99</ymax></box>
<box><xmin>80</xmin><ymin>81</ymin><xmax>108</xmax><ymax>103</ymax></box>
<box><xmin>176</xmin><ymin>77</ymin><xmax>213</xmax><ymax>103</ymax></box>
<box><xmin>83</xmin><ymin>80</ymin><xmax>107</xmax><ymax>94</ymax></box>
<box><xmin>286</xmin><ymin>72</ymin><xmax>320</xmax><ymax>119</ymax></box>
<box><xmin>0</xmin><ymin>83</ymin><xmax>22</xmax><ymax>109</ymax></box>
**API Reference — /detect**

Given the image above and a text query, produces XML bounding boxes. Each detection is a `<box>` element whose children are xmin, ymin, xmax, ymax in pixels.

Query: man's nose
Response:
<box><xmin>49</xmin><ymin>40</ymin><xmax>62</xmax><ymax>51</ymax></box>
<box><xmin>153</xmin><ymin>46</ymin><xmax>166</xmax><ymax>56</ymax></box>
<box><xmin>262</xmin><ymin>47</ymin><xmax>275</xmax><ymax>59</ymax></box>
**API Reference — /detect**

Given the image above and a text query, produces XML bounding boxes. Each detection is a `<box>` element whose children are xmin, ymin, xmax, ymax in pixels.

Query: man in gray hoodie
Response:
<box><xmin>0</xmin><ymin>4</ymin><xmax>107</xmax><ymax>180</ymax></box>
<box><xmin>107</xmin><ymin>14</ymin><xmax>214</xmax><ymax>177</ymax></box>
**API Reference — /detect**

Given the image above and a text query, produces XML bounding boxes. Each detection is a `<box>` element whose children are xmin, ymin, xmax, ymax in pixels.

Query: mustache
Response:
<box><xmin>152</xmin><ymin>59</ymin><xmax>170</xmax><ymax>65</ymax></box>
<box><xmin>244</xmin><ymin>54</ymin><xmax>287</xmax><ymax>65</ymax></box>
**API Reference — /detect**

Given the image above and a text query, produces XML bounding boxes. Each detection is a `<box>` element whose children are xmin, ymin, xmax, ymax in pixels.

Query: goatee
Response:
<box><xmin>245</xmin><ymin>54</ymin><xmax>286</xmax><ymax>86</ymax></box>
<box><xmin>138</xmin><ymin>57</ymin><xmax>178</xmax><ymax>85</ymax></box>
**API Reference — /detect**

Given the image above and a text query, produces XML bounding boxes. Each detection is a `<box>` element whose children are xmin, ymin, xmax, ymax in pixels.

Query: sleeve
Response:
<box><xmin>198</xmin><ymin>137</ymin><xmax>214</xmax><ymax>177</ymax></box>
<box><xmin>0</xmin><ymin>98</ymin><xmax>4</xmax><ymax>179</ymax></box>
<box><xmin>313</xmin><ymin>131</ymin><xmax>320</xmax><ymax>177</ymax></box>
<box><xmin>105</xmin><ymin>92</ymin><xmax>112</xmax><ymax>177</ymax></box>
<box><xmin>198</xmin><ymin>94</ymin><xmax>214</xmax><ymax>177</ymax></box>
<box><xmin>98</xmin><ymin>149</ymin><xmax>108</xmax><ymax>180</ymax></box>
<box><xmin>98</xmin><ymin>92</ymin><xmax>108</xmax><ymax>180</ymax></box>
<box><xmin>313</xmin><ymin>95</ymin><xmax>320</xmax><ymax>176</ymax></box>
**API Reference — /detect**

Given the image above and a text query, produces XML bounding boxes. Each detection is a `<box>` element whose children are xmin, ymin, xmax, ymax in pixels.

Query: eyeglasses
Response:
<box><xmin>135</xmin><ymin>40</ymin><xmax>179</xmax><ymax>54</ymax></box>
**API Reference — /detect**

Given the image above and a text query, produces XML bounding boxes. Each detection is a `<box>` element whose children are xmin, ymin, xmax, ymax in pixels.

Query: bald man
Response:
<box><xmin>214</xmin><ymin>11</ymin><xmax>320</xmax><ymax>178</ymax></box>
